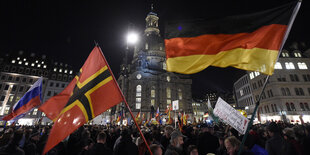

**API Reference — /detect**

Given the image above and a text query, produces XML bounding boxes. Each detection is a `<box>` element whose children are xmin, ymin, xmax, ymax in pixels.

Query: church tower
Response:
<box><xmin>117</xmin><ymin>4</ymin><xmax>192</xmax><ymax>119</ymax></box>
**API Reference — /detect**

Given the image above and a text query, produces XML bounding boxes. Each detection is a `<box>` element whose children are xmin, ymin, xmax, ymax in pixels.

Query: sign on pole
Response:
<box><xmin>172</xmin><ymin>100</ymin><xmax>179</xmax><ymax>110</ymax></box>
<box><xmin>213</xmin><ymin>97</ymin><xmax>249</xmax><ymax>134</ymax></box>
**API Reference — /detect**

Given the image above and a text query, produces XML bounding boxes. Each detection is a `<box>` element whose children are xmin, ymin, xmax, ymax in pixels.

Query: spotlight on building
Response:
<box><xmin>126</xmin><ymin>32</ymin><xmax>139</xmax><ymax>45</ymax></box>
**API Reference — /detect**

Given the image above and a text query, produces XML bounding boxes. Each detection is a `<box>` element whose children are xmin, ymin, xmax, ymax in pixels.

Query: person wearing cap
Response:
<box><xmin>164</xmin><ymin>130</ymin><xmax>185</xmax><ymax>155</ymax></box>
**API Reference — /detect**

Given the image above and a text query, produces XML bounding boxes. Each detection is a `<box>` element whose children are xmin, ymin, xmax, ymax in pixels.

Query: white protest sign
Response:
<box><xmin>213</xmin><ymin>97</ymin><xmax>249</xmax><ymax>134</ymax></box>
<box><xmin>172</xmin><ymin>100</ymin><xmax>179</xmax><ymax>110</ymax></box>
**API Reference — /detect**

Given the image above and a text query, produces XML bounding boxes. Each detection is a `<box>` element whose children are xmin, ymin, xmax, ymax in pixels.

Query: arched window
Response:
<box><xmin>300</xmin><ymin>103</ymin><xmax>305</xmax><ymax>111</ymax></box>
<box><xmin>285</xmin><ymin>88</ymin><xmax>291</xmax><ymax>96</ymax></box>
<box><xmin>304</xmin><ymin>103</ymin><xmax>309</xmax><ymax>111</ymax></box>
<box><xmin>286</xmin><ymin>103</ymin><xmax>291</xmax><ymax>111</ymax></box>
<box><xmin>274</xmin><ymin>104</ymin><xmax>278</xmax><ymax>112</ymax></box>
<box><xmin>166</xmin><ymin>87</ymin><xmax>171</xmax><ymax>98</ymax></box>
<box><xmin>151</xmin><ymin>86</ymin><xmax>155</xmax><ymax>98</ymax></box>
<box><xmin>178</xmin><ymin>88</ymin><xmax>182</xmax><ymax>100</ymax></box>
<box><xmin>271</xmin><ymin>104</ymin><xmax>275</xmax><ymax>112</ymax></box>
<box><xmin>136</xmin><ymin>85</ymin><xmax>142</xmax><ymax>97</ymax></box>
<box><xmin>281</xmin><ymin>88</ymin><xmax>286</xmax><ymax>96</ymax></box>
<box><xmin>290</xmin><ymin>103</ymin><xmax>296</xmax><ymax>111</ymax></box>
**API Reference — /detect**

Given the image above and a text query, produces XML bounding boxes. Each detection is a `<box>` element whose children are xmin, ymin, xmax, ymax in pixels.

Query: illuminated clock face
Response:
<box><xmin>136</xmin><ymin>74</ymin><xmax>142</xmax><ymax>79</ymax></box>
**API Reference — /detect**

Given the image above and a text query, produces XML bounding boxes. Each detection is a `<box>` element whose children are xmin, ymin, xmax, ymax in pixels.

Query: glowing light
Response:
<box><xmin>127</xmin><ymin>32</ymin><xmax>139</xmax><ymax>45</ymax></box>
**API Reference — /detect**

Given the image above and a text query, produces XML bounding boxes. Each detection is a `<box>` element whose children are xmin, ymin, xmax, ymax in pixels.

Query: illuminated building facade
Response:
<box><xmin>0</xmin><ymin>51</ymin><xmax>74</xmax><ymax>125</ymax></box>
<box><xmin>234</xmin><ymin>46</ymin><xmax>310</xmax><ymax>123</ymax></box>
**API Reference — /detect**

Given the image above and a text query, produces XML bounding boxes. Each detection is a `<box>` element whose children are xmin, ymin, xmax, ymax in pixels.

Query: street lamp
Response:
<box><xmin>126</xmin><ymin>32</ymin><xmax>139</xmax><ymax>46</ymax></box>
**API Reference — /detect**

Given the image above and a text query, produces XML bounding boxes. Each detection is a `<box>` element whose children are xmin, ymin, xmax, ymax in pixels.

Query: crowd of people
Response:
<box><xmin>0</xmin><ymin>121</ymin><xmax>310</xmax><ymax>155</ymax></box>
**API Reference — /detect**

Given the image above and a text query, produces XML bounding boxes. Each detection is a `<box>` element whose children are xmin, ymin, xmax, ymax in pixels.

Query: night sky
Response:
<box><xmin>1</xmin><ymin>0</ymin><xmax>309</xmax><ymax>99</ymax></box>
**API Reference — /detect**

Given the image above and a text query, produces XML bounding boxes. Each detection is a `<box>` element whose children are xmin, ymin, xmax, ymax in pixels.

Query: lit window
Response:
<box><xmin>249</xmin><ymin>72</ymin><xmax>254</xmax><ymax>79</ymax></box>
<box><xmin>167</xmin><ymin>99</ymin><xmax>171</xmax><ymax>104</ymax></box>
<box><xmin>136</xmin><ymin>103</ymin><xmax>141</xmax><ymax>109</ymax></box>
<box><xmin>31</xmin><ymin>63</ymin><xmax>35</xmax><ymax>66</ymax></box>
<box><xmin>59</xmin><ymin>69</ymin><xmax>62</xmax><ymax>73</ymax></box>
<box><xmin>43</xmin><ymin>65</ymin><xmax>47</xmax><ymax>68</ymax></box>
<box><xmin>274</xmin><ymin>62</ymin><xmax>282</xmax><ymax>69</ymax></box>
<box><xmin>69</xmin><ymin>70</ymin><xmax>73</xmax><ymax>74</ymax></box>
<box><xmin>12</xmin><ymin>60</ymin><xmax>16</xmax><ymax>63</ymax></box>
<box><xmin>54</xmin><ymin>68</ymin><xmax>57</xmax><ymax>72</ymax></box>
<box><xmin>32</xmin><ymin>108</ymin><xmax>38</xmax><ymax>115</ymax></box>
<box><xmin>17</xmin><ymin>57</ymin><xmax>20</xmax><ymax>60</ymax></box>
<box><xmin>41</xmin><ymin>61</ymin><xmax>44</xmax><ymax>64</ymax></box>
<box><xmin>136</xmin><ymin>98</ymin><xmax>141</xmax><ymax>103</ymax></box>
<box><xmin>151</xmin><ymin>99</ymin><xmax>155</xmax><ymax>106</ymax></box>
<box><xmin>254</xmin><ymin>71</ymin><xmax>260</xmax><ymax>76</ymax></box>
<box><xmin>136</xmin><ymin>92</ymin><xmax>141</xmax><ymax>97</ymax></box>
<box><xmin>145</xmin><ymin>43</ymin><xmax>148</xmax><ymax>50</ymax></box>
<box><xmin>166</xmin><ymin>87</ymin><xmax>171</xmax><ymax>98</ymax></box>
<box><xmin>23</xmin><ymin>58</ymin><xmax>26</xmax><ymax>61</ymax></box>
<box><xmin>163</xmin><ymin>62</ymin><xmax>167</xmax><ymax>70</ymax></box>
<box><xmin>136</xmin><ymin>85</ymin><xmax>142</xmax><ymax>93</ymax></box>
<box><xmin>35</xmin><ymin>60</ymin><xmax>38</xmax><ymax>63</ymax></box>
<box><xmin>151</xmin><ymin>90</ymin><xmax>155</xmax><ymax>98</ymax></box>
<box><xmin>297</xmin><ymin>62</ymin><xmax>308</xmax><ymax>69</ymax></box>
<box><xmin>178</xmin><ymin>89</ymin><xmax>182</xmax><ymax>100</ymax></box>
<box><xmin>240</xmin><ymin>89</ymin><xmax>244</xmax><ymax>96</ymax></box>
<box><xmin>37</xmin><ymin>64</ymin><xmax>41</xmax><ymax>67</ymax></box>
<box><xmin>64</xmin><ymin>70</ymin><xmax>68</xmax><ymax>73</ymax></box>
<box><xmin>25</xmin><ymin>62</ymin><xmax>29</xmax><ymax>65</ymax></box>
<box><xmin>18</xmin><ymin>61</ymin><xmax>22</xmax><ymax>64</ymax></box>
<box><xmin>285</xmin><ymin>62</ymin><xmax>295</xmax><ymax>69</ymax></box>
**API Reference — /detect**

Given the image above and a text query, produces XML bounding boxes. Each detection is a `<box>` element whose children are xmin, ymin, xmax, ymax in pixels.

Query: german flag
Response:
<box><xmin>165</xmin><ymin>1</ymin><xmax>300</xmax><ymax>75</ymax></box>
<box><xmin>40</xmin><ymin>46</ymin><xmax>123</xmax><ymax>154</ymax></box>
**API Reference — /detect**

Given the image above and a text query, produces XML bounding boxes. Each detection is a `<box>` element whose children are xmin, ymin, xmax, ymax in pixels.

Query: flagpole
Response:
<box><xmin>97</xmin><ymin>45</ymin><xmax>153</xmax><ymax>155</ymax></box>
<box><xmin>237</xmin><ymin>1</ymin><xmax>301</xmax><ymax>155</ymax></box>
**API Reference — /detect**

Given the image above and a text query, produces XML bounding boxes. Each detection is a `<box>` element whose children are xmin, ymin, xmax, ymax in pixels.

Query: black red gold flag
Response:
<box><xmin>165</xmin><ymin>1</ymin><xmax>300</xmax><ymax>75</ymax></box>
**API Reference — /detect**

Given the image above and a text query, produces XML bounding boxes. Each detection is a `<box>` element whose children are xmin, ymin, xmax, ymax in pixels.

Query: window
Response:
<box><xmin>1</xmin><ymin>75</ymin><xmax>5</xmax><ymax>80</ymax></box>
<box><xmin>47</xmin><ymin>91</ymin><xmax>51</xmax><ymax>96</ymax></box>
<box><xmin>151</xmin><ymin>99</ymin><xmax>155</xmax><ymax>106</ymax></box>
<box><xmin>282</xmin><ymin>52</ymin><xmax>289</xmax><ymax>57</ymax></box>
<box><xmin>15</xmin><ymin>77</ymin><xmax>20</xmax><ymax>82</ymax></box>
<box><xmin>295</xmin><ymin>88</ymin><xmax>304</xmax><ymax>96</ymax></box>
<box><xmin>167</xmin><ymin>99</ymin><xmax>171</xmax><ymax>105</ymax></box>
<box><xmin>4</xmin><ymin>85</ymin><xmax>9</xmax><ymax>90</ymax></box>
<box><xmin>274</xmin><ymin>104</ymin><xmax>278</xmax><ymax>112</ymax></box>
<box><xmin>286</xmin><ymin>103</ymin><xmax>291</xmax><ymax>111</ymax></box>
<box><xmin>22</xmin><ymin>77</ymin><xmax>26</xmax><ymax>82</ymax></box>
<box><xmin>285</xmin><ymin>62</ymin><xmax>295</xmax><ymax>69</ymax></box>
<box><xmin>50</xmin><ymin>82</ymin><xmax>54</xmax><ymax>87</ymax></box>
<box><xmin>12</xmin><ymin>85</ymin><xmax>16</xmax><ymax>92</ymax></box>
<box><xmin>290</xmin><ymin>74</ymin><xmax>299</xmax><ymax>82</ymax></box>
<box><xmin>145</xmin><ymin>43</ymin><xmax>148</xmax><ymax>50</ymax></box>
<box><xmin>56</xmin><ymin>83</ymin><xmax>59</xmax><ymax>87</ymax></box>
<box><xmin>297</xmin><ymin>62</ymin><xmax>308</xmax><ymax>69</ymax></box>
<box><xmin>294</xmin><ymin>52</ymin><xmax>302</xmax><ymax>57</ymax></box>
<box><xmin>8</xmin><ymin>76</ymin><xmax>13</xmax><ymax>81</ymax></box>
<box><xmin>285</xmin><ymin>88</ymin><xmax>291</xmax><ymax>96</ymax></box>
<box><xmin>4</xmin><ymin>107</ymin><xmax>10</xmax><ymax>114</ymax></box>
<box><xmin>32</xmin><ymin>108</ymin><xmax>38</xmax><ymax>115</ymax></box>
<box><xmin>281</xmin><ymin>88</ymin><xmax>286</xmax><ymax>96</ymax></box>
<box><xmin>178</xmin><ymin>89</ymin><xmax>182</xmax><ymax>100</ymax></box>
<box><xmin>302</xmin><ymin>74</ymin><xmax>310</xmax><ymax>82</ymax></box>
<box><xmin>274</xmin><ymin>62</ymin><xmax>282</xmax><ymax>69</ymax></box>
<box><xmin>305</xmin><ymin>103</ymin><xmax>310</xmax><ymax>111</ymax></box>
<box><xmin>300</xmin><ymin>103</ymin><xmax>305</xmax><ymax>111</ymax></box>
<box><xmin>9</xmin><ymin>95</ymin><xmax>14</xmax><ymax>102</ymax></box>
<box><xmin>151</xmin><ymin>86</ymin><xmax>155</xmax><ymax>98</ymax></box>
<box><xmin>291</xmin><ymin>103</ymin><xmax>296</xmax><ymax>111</ymax></box>
<box><xmin>29</xmin><ymin>79</ymin><xmax>33</xmax><ymax>84</ymax></box>
<box><xmin>0</xmin><ymin>96</ymin><xmax>5</xmax><ymax>101</ymax></box>
<box><xmin>62</xmin><ymin>84</ymin><xmax>65</xmax><ymax>88</ymax></box>
<box><xmin>19</xmin><ymin>86</ymin><xmax>24</xmax><ymax>92</ymax></box>
<box><xmin>166</xmin><ymin>87</ymin><xmax>171</xmax><ymax>98</ymax></box>
<box><xmin>136</xmin><ymin>85</ymin><xmax>142</xmax><ymax>96</ymax></box>
<box><xmin>271</xmin><ymin>104</ymin><xmax>275</xmax><ymax>112</ymax></box>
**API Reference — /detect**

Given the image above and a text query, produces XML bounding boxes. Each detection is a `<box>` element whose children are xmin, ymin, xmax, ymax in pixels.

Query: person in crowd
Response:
<box><xmin>24</xmin><ymin>132</ymin><xmax>40</xmax><ymax>155</ymax></box>
<box><xmin>198</xmin><ymin>125</ymin><xmax>219</xmax><ymax>155</ymax></box>
<box><xmin>138</xmin><ymin>132</ymin><xmax>153</xmax><ymax>155</ymax></box>
<box><xmin>113</xmin><ymin>128</ymin><xmax>138</xmax><ymax>155</ymax></box>
<box><xmin>216</xmin><ymin>136</ymin><xmax>227</xmax><ymax>155</ymax></box>
<box><xmin>283</xmin><ymin>128</ymin><xmax>303</xmax><ymax>155</ymax></box>
<box><xmin>150</xmin><ymin>144</ymin><xmax>163</xmax><ymax>155</ymax></box>
<box><xmin>0</xmin><ymin>129</ymin><xmax>25</xmax><ymax>155</ymax></box>
<box><xmin>224</xmin><ymin>136</ymin><xmax>253</xmax><ymax>155</ymax></box>
<box><xmin>160</xmin><ymin>125</ymin><xmax>174</xmax><ymax>152</ymax></box>
<box><xmin>165</xmin><ymin>130</ymin><xmax>185</xmax><ymax>155</ymax></box>
<box><xmin>86</xmin><ymin>131</ymin><xmax>112</xmax><ymax>155</ymax></box>
<box><xmin>265</xmin><ymin>122</ymin><xmax>288</xmax><ymax>155</ymax></box>
<box><xmin>187</xmin><ymin>145</ymin><xmax>198</xmax><ymax>155</ymax></box>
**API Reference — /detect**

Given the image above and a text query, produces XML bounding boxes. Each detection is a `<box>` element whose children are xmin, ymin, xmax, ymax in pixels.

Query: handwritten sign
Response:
<box><xmin>213</xmin><ymin>97</ymin><xmax>249</xmax><ymax>134</ymax></box>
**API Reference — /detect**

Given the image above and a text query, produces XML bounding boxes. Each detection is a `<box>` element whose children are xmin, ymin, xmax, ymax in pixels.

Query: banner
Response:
<box><xmin>213</xmin><ymin>97</ymin><xmax>249</xmax><ymax>134</ymax></box>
